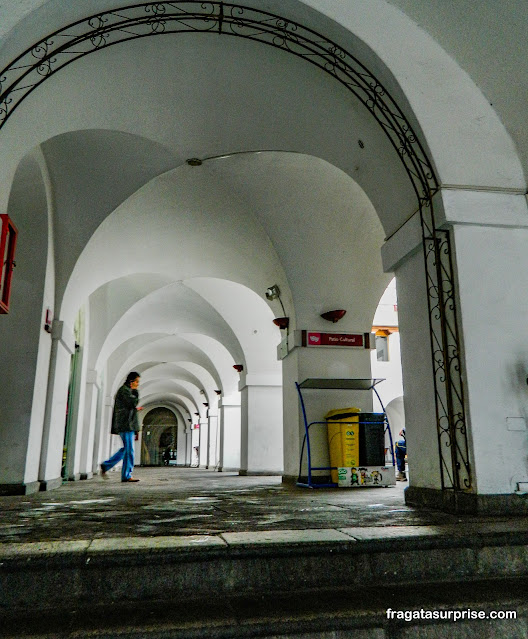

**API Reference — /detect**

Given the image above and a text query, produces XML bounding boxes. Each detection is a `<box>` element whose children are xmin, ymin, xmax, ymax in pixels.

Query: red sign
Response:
<box><xmin>0</xmin><ymin>214</ymin><xmax>18</xmax><ymax>314</ymax></box>
<box><xmin>305</xmin><ymin>332</ymin><xmax>364</xmax><ymax>348</ymax></box>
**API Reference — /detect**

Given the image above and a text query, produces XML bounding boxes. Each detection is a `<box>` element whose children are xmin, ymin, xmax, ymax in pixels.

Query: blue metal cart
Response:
<box><xmin>295</xmin><ymin>378</ymin><xmax>395</xmax><ymax>488</ymax></box>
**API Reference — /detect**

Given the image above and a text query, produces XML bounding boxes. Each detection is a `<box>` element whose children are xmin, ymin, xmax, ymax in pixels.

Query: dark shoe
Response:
<box><xmin>100</xmin><ymin>464</ymin><xmax>109</xmax><ymax>479</ymax></box>
<box><xmin>122</xmin><ymin>477</ymin><xmax>139</xmax><ymax>482</ymax></box>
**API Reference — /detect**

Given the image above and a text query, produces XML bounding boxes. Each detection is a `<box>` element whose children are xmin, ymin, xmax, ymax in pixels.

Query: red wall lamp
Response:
<box><xmin>233</xmin><ymin>364</ymin><xmax>244</xmax><ymax>373</ymax></box>
<box><xmin>0</xmin><ymin>214</ymin><xmax>18</xmax><ymax>314</ymax></box>
<box><xmin>320</xmin><ymin>309</ymin><xmax>347</xmax><ymax>323</ymax></box>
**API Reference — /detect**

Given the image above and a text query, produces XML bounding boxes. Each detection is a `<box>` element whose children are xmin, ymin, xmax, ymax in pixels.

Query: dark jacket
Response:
<box><xmin>111</xmin><ymin>385</ymin><xmax>140</xmax><ymax>434</ymax></box>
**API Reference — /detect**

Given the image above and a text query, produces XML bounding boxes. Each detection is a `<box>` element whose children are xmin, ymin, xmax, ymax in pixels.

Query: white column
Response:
<box><xmin>100</xmin><ymin>395</ymin><xmax>114</xmax><ymax>462</ymax></box>
<box><xmin>191</xmin><ymin>424</ymin><xmax>200</xmax><ymax>466</ymax></box>
<box><xmin>134</xmin><ymin>431</ymin><xmax>141</xmax><ymax>467</ymax></box>
<box><xmin>218</xmin><ymin>397</ymin><xmax>241</xmax><ymax>472</ymax></box>
<box><xmin>186</xmin><ymin>425</ymin><xmax>193</xmax><ymax>466</ymax></box>
<box><xmin>281</xmin><ymin>342</ymin><xmax>374</xmax><ymax>483</ymax></box>
<box><xmin>198</xmin><ymin>418</ymin><xmax>209</xmax><ymax>468</ymax></box>
<box><xmin>64</xmin><ymin>308</ymin><xmax>87</xmax><ymax>481</ymax></box>
<box><xmin>239</xmin><ymin>373</ymin><xmax>283</xmax><ymax>475</ymax></box>
<box><xmin>38</xmin><ymin>319</ymin><xmax>76</xmax><ymax>490</ymax></box>
<box><xmin>382</xmin><ymin>188</ymin><xmax>528</xmax><ymax>513</ymax></box>
<box><xmin>177</xmin><ymin>419</ymin><xmax>188</xmax><ymax>466</ymax></box>
<box><xmin>381</xmin><ymin>213</ymin><xmax>439</xmax><ymax>494</ymax></box>
<box><xmin>207</xmin><ymin>412</ymin><xmax>219</xmax><ymax>469</ymax></box>
<box><xmin>91</xmin><ymin>383</ymin><xmax>107</xmax><ymax>474</ymax></box>
<box><xmin>78</xmin><ymin>370</ymin><xmax>99</xmax><ymax>479</ymax></box>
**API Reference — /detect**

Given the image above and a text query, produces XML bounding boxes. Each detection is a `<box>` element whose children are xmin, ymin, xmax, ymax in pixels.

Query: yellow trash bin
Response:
<box><xmin>324</xmin><ymin>407</ymin><xmax>361</xmax><ymax>483</ymax></box>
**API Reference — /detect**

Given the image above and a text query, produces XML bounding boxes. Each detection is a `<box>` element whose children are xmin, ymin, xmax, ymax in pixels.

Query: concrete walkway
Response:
<box><xmin>1</xmin><ymin>468</ymin><xmax>528</xmax><ymax>638</ymax></box>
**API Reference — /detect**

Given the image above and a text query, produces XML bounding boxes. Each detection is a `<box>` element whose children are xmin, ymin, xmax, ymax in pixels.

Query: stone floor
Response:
<box><xmin>1</xmin><ymin>466</ymin><xmax>527</xmax><ymax>544</ymax></box>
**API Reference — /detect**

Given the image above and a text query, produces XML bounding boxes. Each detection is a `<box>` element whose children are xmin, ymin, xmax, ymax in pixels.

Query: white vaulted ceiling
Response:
<box><xmin>1</xmin><ymin>0</ymin><xmax>526</xmax><ymax>412</ymax></box>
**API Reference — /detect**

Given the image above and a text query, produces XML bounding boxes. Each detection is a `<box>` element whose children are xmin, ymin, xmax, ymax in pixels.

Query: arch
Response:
<box><xmin>142</xmin><ymin>406</ymin><xmax>178</xmax><ymax>465</ymax></box>
<box><xmin>0</xmin><ymin>1</ymin><xmax>471</xmax><ymax>493</ymax></box>
<box><xmin>143</xmin><ymin>406</ymin><xmax>179</xmax><ymax>427</ymax></box>
<box><xmin>110</xmin><ymin>334</ymin><xmax>236</xmax><ymax>399</ymax></box>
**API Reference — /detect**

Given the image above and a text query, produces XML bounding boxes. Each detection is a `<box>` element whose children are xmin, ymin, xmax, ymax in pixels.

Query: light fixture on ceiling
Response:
<box><xmin>186</xmin><ymin>157</ymin><xmax>202</xmax><ymax>166</ymax></box>
<box><xmin>265</xmin><ymin>284</ymin><xmax>280</xmax><ymax>301</ymax></box>
<box><xmin>214</xmin><ymin>389</ymin><xmax>222</xmax><ymax>395</ymax></box>
<box><xmin>194</xmin><ymin>412</ymin><xmax>199</xmax><ymax>416</ymax></box>
<box><xmin>233</xmin><ymin>364</ymin><xmax>244</xmax><ymax>373</ymax></box>
<box><xmin>320</xmin><ymin>309</ymin><xmax>347</xmax><ymax>323</ymax></box>
<box><xmin>203</xmin><ymin>403</ymin><xmax>209</xmax><ymax>407</ymax></box>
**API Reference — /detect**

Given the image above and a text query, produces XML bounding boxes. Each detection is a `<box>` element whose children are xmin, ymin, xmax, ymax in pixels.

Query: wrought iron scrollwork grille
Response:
<box><xmin>0</xmin><ymin>1</ymin><xmax>471</xmax><ymax>493</ymax></box>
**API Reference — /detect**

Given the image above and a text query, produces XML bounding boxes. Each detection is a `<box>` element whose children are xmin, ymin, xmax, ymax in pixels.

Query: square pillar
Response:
<box><xmin>239</xmin><ymin>380</ymin><xmax>283</xmax><ymax>475</ymax></box>
<box><xmin>382</xmin><ymin>188</ymin><xmax>528</xmax><ymax>513</ymax></box>
<box><xmin>218</xmin><ymin>398</ymin><xmax>241</xmax><ymax>472</ymax></box>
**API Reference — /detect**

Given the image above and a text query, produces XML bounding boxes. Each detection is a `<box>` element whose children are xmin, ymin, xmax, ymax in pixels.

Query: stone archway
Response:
<box><xmin>141</xmin><ymin>406</ymin><xmax>178</xmax><ymax>466</ymax></box>
<box><xmin>0</xmin><ymin>1</ymin><xmax>469</xmax><ymax>495</ymax></box>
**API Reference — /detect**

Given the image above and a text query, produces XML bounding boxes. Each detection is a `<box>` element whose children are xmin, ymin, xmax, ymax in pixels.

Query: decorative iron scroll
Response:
<box><xmin>0</xmin><ymin>1</ymin><xmax>471</xmax><ymax>492</ymax></box>
<box><xmin>422</xmin><ymin>203</ymin><xmax>471</xmax><ymax>492</ymax></box>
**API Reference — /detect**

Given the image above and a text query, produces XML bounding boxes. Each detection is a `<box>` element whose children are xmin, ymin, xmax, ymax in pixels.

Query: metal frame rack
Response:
<box><xmin>295</xmin><ymin>378</ymin><xmax>395</xmax><ymax>488</ymax></box>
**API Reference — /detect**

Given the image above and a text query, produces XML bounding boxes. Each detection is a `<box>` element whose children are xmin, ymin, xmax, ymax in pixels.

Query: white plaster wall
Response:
<box><xmin>61</xmin><ymin>166</ymin><xmax>290</xmax><ymax>327</ymax></box>
<box><xmin>384</xmin><ymin>396</ymin><xmax>405</xmax><ymax>451</ymax></box>
<box><xmin>191</xmin><ymin>427</ymin><xmax>200</xmax><ymax>467</ymax></box>
<box><xmin>87</xmin><ymin>273</ymin><xmax>174</xmax><ymax>369</ymax></box>
<box><xmin>300</xmin><ymin>0</ymin><xmax>524</xmax><ymax>191</ymax></box>
<box><xmin>40</xmin><ymin>336</ymin><xmax>74</xmax><ymax>481</ymax></box>
<box><xmin>391</xmin><ymin>248</ymin><xmax>441</xmax><ymax>490</ymax></box>
<box><xmin>240</xmin><ymin>385</ymin><xmax>283</xmax><ymax>474</ymax></box>
<box><xmin>78</xmin><ymin>372</ymin><xmax>98</xmax><ymax>476</ymax></box>
<box><xmin>176</xmin><ymin>421</ymin><xmax>188</xmax><ymax>466</ymax></box>
<box><xmin>91</xmin><ymin>375</ymin><xmax>105</xmax><ymax>474</ymax></box>
<box><xmin>0</xmin><ymin>155</ymin><xmax>50</xmax><ymax>486</ymax></box>
<box><xmin>452</xmin><ymin>222</ymin><xmax>528</xmax><ymax>494</ymax></box>
<box><xmin>29</xmin><ymin>150</ymin><xmax>56</xmax><ymax>484</ymax></box>
<box><xmin>108</xmin><ymin>335</ymin><xmax>227</xmax><ymax>400</ymax></box>
<box><xmin>371</xmin><ymin>333</ymin><xmax>403</xmax><ymax>410</ymax></box>
<box><xmin>180</xmin><ymin>335</ymin><xmax>238</xmax><ymax>399</ymax></box>
<box><xmin>282</xmin><ymin>350</ymin><xmax>303</xmax><ymax>479</ymax></box>
<box><xmin>185</xmin><ymin>278</ymin><xmax>282</xmax><ymax>374</ymax></box>
<box><xmin>65</xmin><ymin>307</ymin><xmax>87</xmax><ymax>480</ymax></box>
<box><xmin>371</xmin><ymin>278</ymin><xmax>403</xmax><ymax>414</ymax></box>
<box><xmin>207</xmin><ymin>414</ymin><xmax>219</xmax><ymax>469</ymax></box>
<box><xmin>219</xmin><ymin>404</ymin><xmax>241</xmax><ymax>472</ymax></box>
<box><xmin>94</xmin><ymin>282</ymin><xmax>245</xmax><ymax>373</ymax></box>
<box><xmin>198</xmin><ymin>419</ymin><xmax>208</xmax><ymax>468</ymax></box>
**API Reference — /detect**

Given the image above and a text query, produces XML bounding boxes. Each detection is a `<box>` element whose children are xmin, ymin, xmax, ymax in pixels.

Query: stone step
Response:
<box><xmin>1</xmin><ymin>526</ymin><xmax>528</xmax><ymax>638</ymax></box>
<box><xmin>2</xmin><ymin>578</ymin><xmax>527</xmax><ymax>638</ymax></box>
<box><xmin>2</xmin><ymin>527</ymin><xmax>528</xmax><ymax>609</ymax></box>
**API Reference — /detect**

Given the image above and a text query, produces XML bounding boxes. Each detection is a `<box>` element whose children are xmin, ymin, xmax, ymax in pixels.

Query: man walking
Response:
<box><xmin>101</xmin><ymin>372</ymin><xmax>143</xmax><ymax>482</ymax></box>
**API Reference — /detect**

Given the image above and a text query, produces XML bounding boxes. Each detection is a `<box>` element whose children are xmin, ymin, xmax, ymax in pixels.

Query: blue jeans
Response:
<box><xmin>395</xmin><ymin>442</ymin><xmax>406</xmax><ymax>473</ymax></box>
<box><xmin>101</xmin><ymin>431</ymin><xmax>135</xmax><ymax>481</ymax></box>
